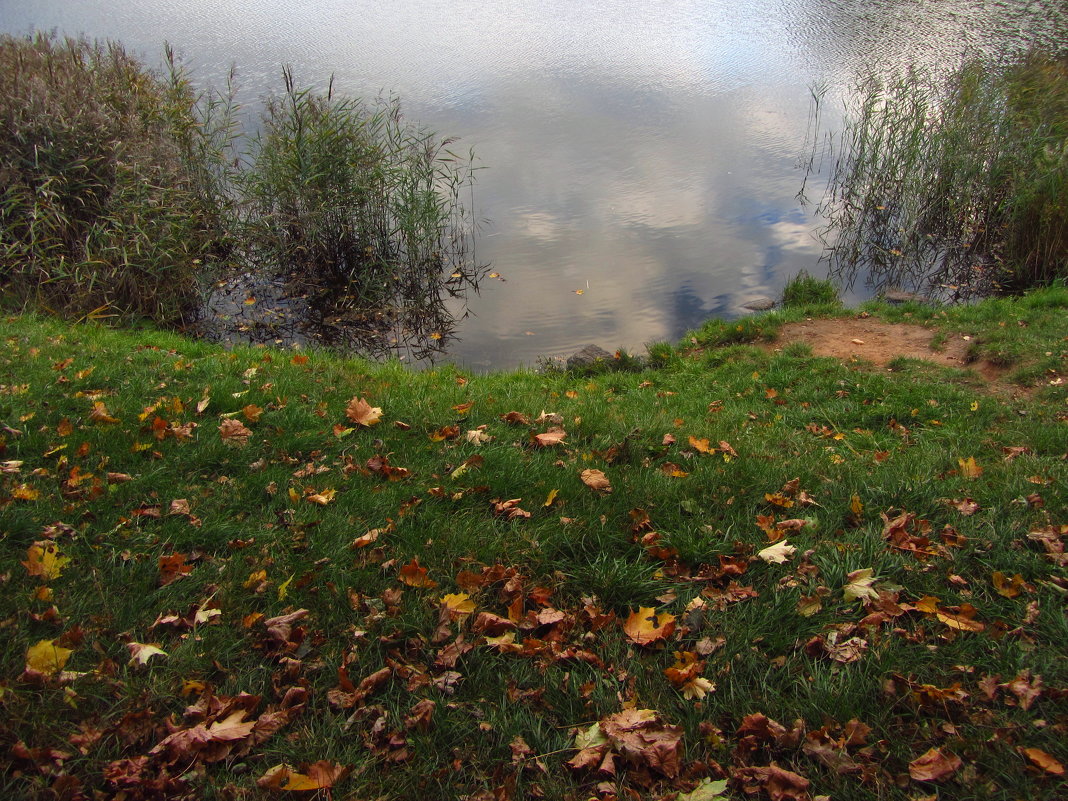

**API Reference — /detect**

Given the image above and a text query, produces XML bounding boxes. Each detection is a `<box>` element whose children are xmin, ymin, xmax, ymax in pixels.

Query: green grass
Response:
<box><xmin>0</xmin><ymin>289</ymin><xmax>1066</xmax><ymax>800</ymax></box>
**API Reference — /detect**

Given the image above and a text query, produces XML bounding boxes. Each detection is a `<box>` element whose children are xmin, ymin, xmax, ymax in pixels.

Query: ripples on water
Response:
<box><xmin>1</xmin><ymin>0</ymin><xmax>1063</xmax><ymax>368</ymax></box>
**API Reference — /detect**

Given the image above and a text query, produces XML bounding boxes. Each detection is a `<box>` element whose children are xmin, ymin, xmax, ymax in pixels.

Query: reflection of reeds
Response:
<box><xmin>237</xmin><ymin>69</ymin><xmax>485</xmax><ymax>361</ymax></box>
<box><xmin>812</xmin><ymin>50</ymin><xmax>1068</xmax><ymax>298</ymax></box>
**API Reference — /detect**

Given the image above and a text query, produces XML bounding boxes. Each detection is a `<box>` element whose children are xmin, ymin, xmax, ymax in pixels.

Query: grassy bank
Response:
<box><xmin>1</xmin><ymin>288</ymin><xmax>1066</xmax><ymax>800</ymax></box>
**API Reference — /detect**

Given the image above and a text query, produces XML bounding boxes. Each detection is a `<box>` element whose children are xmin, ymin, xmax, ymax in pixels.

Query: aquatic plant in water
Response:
<box><xmin>807</xmin><ymin>49</ymin><xmax>1068</xmax><ymax>299</ymax></box>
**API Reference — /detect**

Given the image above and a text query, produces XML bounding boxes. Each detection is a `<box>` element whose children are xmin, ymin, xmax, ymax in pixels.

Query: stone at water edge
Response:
<box><xmin>567</xmin><ymin>344</ymin><xmax>614</xmax><ymax>369</ymax></box>
<box><xmin>742</xmin><ymin>297</ymin><xmax>776</xmax><ymax>311</ymax></box>
<box><xmin>882</xmin><ymin>289</ymin><xmax>927</xmax><ymax>304</ymax></box>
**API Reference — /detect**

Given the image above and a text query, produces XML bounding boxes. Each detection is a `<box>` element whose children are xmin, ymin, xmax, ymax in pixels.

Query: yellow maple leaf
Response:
<box><xmin>441</xmin><ymin>593</ymin><xmax>476</xmax><ymax>616</ymax></box>
<box><xmin>22</xmin><ymin>542</ymin><xmax>70</xmax><ymax>580</ymax></box>
<box><xmin>26</xmin><ymin>639</ymin><xmax>72</xmax><ymax>676</ymax></box>
<box><xmin>623</xmin><ymin>606</ymin><xmax>676</xmax><ymax>646</ymax></box>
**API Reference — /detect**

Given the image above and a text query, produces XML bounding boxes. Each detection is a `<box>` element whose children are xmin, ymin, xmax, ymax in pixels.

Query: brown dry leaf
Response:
<box><xmin>398</xmin><ymin>559</ymin><xmax>438</xmax><ymax>588</ymax></box>
<box><xmin>599</xmin><ymin>708</ymin><xmax>683</xmax><ymax>778</ymax></box>
<box><xmin>57</xmin><ymin>418</ymin><xmax>74</xmax><ymax>437</ymax></box>
<box><xmin>345</xmin><ymin>397</ymin><xmax>382</xmax><ymax>427</ymax></box>
<box><xmin>500</xmin><ymin>411</ymin><xmax>531</xmax><ymax>426</ymax></box>
<box><xmin>623</xmin><ymin>607</ymin><xmax>676</xmax><ymax>646</ymax></box>
<box><xmin>661</xmin><ymin>462</ymin><xmax>689</xmax><ymax>478</ymax></box>
<box><xmin>242</xmin><ymin>404</ymin><xmax>263</xmax><ymax>423</ymax></box>
<box><xmin>159</xmin><ymin>553</ymin><xmax>194</xmax><ymax>586</ymax></box>
<box><xmin>580</xmin><ymin>469</ymin><xmax>612</xmax><ymax>493</ymax></box>
<box><xmin>532</xmin><ymin>427</ymin><xmax>567</xmax><ymax>447</ymax></box>
<box><xmin>909</xmin><ymin>747</ymin><xmax>962</xmax><ymax>782</ymax></box>
<box><xmin>1020</xmin><ymin>747</ymin><xmax>1064</xmax><ymax>776</ymax></box>
<box><xmin>218</xmin><ymin>418</ymin><xmax>252</xmax><ymax>445</ymax></box>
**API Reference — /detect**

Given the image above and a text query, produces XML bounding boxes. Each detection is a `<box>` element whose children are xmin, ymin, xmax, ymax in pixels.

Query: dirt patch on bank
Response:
<box><xmin>767</xmin><ymin>317</ymin><xmax>1010</xmax><ymax>388</ymax></box>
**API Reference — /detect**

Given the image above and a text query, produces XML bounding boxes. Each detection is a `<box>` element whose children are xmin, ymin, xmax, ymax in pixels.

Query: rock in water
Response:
<box><xmin>883</xmin><ymin>289</ymin><xmax>926</xmax><ymax>304</ymax></box>
<box><xmin>742</xmin><ymin>297</ymin><xmax>776</xmax><ymax>311</ymax></box>
<box><xmin>567</xmin><ymin>344</ymin><xmax>614</xmax><ymax>369</ymax></box>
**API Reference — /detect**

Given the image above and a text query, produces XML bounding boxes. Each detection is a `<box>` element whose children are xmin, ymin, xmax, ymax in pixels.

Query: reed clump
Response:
<box><xmin>0</xmin><ymin>34</ymin><xmax>235</xmax><ymax>323</ymax></box>
<box><xmin>236</xmin><ymin>70</ymin><xmax>483</xmax><ymax>359</ymax></box>
<box><xmin>817</xmin><ymin>49</ymin><xmax>1068</xmax><ymax>297</ymax></box>
<box><xmin>0</xmin><ymin>34</ymin><xmax>482</xmax><ymax>358</ymax></box>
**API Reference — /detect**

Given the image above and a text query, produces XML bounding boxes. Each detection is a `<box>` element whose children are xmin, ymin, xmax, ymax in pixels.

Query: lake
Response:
<box><xmin>1</xmin><ymin>0</ymin><xmax>1063</xmax><ymax>368</ymax></box>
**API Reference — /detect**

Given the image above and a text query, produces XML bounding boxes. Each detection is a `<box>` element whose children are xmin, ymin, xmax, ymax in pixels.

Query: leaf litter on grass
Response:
<box><xmin>0</xmin><ymin>303</ymin><xmax>1065</xmax><ymax>801</ymax></box>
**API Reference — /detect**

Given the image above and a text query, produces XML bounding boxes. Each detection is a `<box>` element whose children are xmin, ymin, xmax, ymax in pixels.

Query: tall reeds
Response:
<box><xmin>0</xmin><ymin>34</ymin><xmax>483</xmax><ymax>359</ymax></box>
<box><xmin>237</xmin><ymin>69</ymin><xmax>483</xmax><ymax>359</ymax></box>
<box><xmin>814</xmin><ymin>50</ymin><xmax>1068</xmax><ymax>297</ymax></box>
<box><xmin>0</xmin><ymin>34</ymin><xmax>235</xmax><ymax>323</ymax></box>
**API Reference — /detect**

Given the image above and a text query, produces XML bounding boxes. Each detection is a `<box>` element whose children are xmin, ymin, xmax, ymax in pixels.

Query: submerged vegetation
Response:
<box><xmin>0</xmin><ymin>287</ymin><xmax>1065</xmax><ymax>799</ymax></box>
<box><xmin>0</xmin><ymin>33</ymin><xmax>483</xmax><ymax>359</ymax></box>
<box><xmin>812</xmin><ymin>49</ymin><xmax>1068</xmax><ymax>298</ymax></box>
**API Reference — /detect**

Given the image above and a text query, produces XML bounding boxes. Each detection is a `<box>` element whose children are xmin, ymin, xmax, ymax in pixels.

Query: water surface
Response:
<box><xmin>2</xmin><ymin>0</ymin><xmax>1062</xmax><ymax>368</ymax></box>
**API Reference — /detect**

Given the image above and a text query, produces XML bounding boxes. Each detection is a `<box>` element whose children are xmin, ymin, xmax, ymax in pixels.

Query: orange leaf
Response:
<box><xmin>1020</xmin><ymin>747</ymin><xmax>1064</xmax><ymax>776</ymax></box>
<box><xmin>688</xmin><ymin>436</ymin><xmax>713</xmax><ymax>454</ymax></box>
<box><xmin>909</xmin><ymin>747</ymin><xmax>962</xmax><ymax>782</ymax></box>
<box><xmin>242</xmin><ymin>404</ymin><xmax>263</xmax><ymax>423</ymax></box>
<box><xmin>958</xmin><ymin>456</ymin><xmax>983</xmax><ymax>479</ymax></box>
<box><xmin>660</xmin><ymin>462</ymin><xmax>689</xmax><ymax>478</ymax></box>
<box><xmin>992</xmin><ymin>571</ymin><xmax>1026</xmax><ymax>599</ymax></box>
<box><xmin>398</xmin><ymin>558</ymin><xmax>438</xmax><ymax>588</ymax></box>
<box><xmin>623</xmin><ymin>607</ymin><xmax>676</xmax><ymax>646</ymax></box>
<box><xmin>89</xmin><ymin>401</ymin><xmax>119</xmax><ymax>424</ymax></box>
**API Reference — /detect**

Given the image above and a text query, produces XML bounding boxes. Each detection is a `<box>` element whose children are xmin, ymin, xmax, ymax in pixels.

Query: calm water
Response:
<box><xmin>2</xmin><ymin>0</ymin><xmax>1063</xmax><ymax>368</ymax></box>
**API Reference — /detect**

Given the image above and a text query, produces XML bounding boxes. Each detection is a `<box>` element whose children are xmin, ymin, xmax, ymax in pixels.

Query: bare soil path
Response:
<box><xmin>767</xmin><ymin>316</ymin><xmax>1011</xmax><ymax>389</ymax></box>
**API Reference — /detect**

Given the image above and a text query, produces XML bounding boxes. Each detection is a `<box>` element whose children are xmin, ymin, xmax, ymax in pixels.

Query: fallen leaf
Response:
<box><xmin>219</xmin><ymin>418</ymin><xmax>252</xmax><ymax>445</ymax></box>
<box><xmin>126</xmin><ymin>642</ymin><xmax>167</xmax><ymax>666</ymax></box>
<box><xmin>89</xmin><ymin>401</ymin><xmax>119</xmax><ymax>424</ymax></box>
<box><xmin>22</xmin><ymin>542</ymin><xmax>70</xmax><ymax>580</ymax></box>
<box><xmin>958</xmin><ymin>457</ymin><xmax>982</xmax><ymax>479</ymax></box>
<box><xmin>580</xmin><ymin>469</ymin><xmax>612</xmax><ymax>493</ymax></box>
<box><xmin>843</xmin><ymin>568</ymin><xmax>879</xmax><ymax>602</ymax></box>
<box><xmin>909</xmin><ymin>747</ymin><xmax>962</xmax><ymax>782</ymax></box>
<box><xmin>345</xmin><ymin>397</ymin><xmax>382</xmax><ymax>427</ymax></box>
<box><xmin>677</xmin><ymin>778</ymin><xmax>729</xmax><ymax>800</ymax></box>
<box><xmin>1020</xmin><ymin>747</ymin><xmax>1064</xmax><ymax>776</ymax></box>
<box><xmin>26</xmin><ymin>639</ymin><xmax>73</xmax><ymax>676</ymax></box>
<box><xmin>758</xmin><ymin>540</ymin><xmax>796</xmax><ymax>564</ymax></box>
<box><xmin>532</xmin><ymin>427</ymin><xmax>567</xmax><ymax>447</ymax></box>
<box><xmin>623</xmin><ymin>607</ymin><xmax>676</xmax><ymax>646</ymax></box>
<box><xmin>398</xmin><ymin>559</ymin><xmax>438</xmax><ymax>588</ymax></box>
<box><xmin>441</xmin><ymin>593</ymin><xmax>476</xmax><ymax>617</ymax></box>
